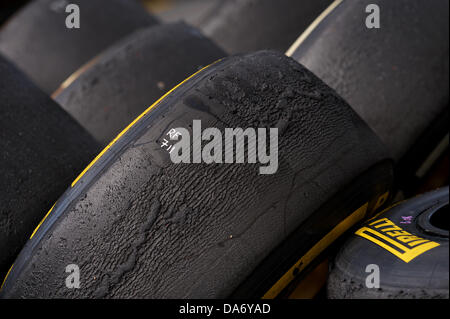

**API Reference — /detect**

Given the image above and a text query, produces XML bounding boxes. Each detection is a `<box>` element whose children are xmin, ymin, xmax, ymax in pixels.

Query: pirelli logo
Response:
<box><xmin>355</xmin><ymin>218</ymin><xmax>440</xmax><ymax>263</ymax></box>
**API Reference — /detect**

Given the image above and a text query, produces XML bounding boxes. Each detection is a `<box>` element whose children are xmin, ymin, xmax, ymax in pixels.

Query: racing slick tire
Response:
<box><xmin>198</xmin><ymin>0</ymin><xmax>331</xmax><ymax>54</ymax></box>
<box><xmin>327</xmin><ymin>187</ymin><xmax>449</xmax><ymax>299</ymax></box>
<box><xmin>0</xmin><ymin>0</ymin><xmax>158</xmax><ymax>93</ymax></box>
<box><xmin>287</xmin><ymin>0</ymin><xmax>449</xmax><ymax>194</ymax></box>
<box><xmin>1</xmin><ymin>51</ymin><xmax>392</xmax><ymax>298</ymax></box>
<box><xmin>54</xmin><ymin>22</ymin><xmax>227</xmax><ymax>145</ymax></box>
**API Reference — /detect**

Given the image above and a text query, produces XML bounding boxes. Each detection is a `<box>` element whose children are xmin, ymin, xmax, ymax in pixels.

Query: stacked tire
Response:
<box><xmin>0</xmin><ymin>0</ymin><xmax>447</xmax><ymax>299</ymax></box>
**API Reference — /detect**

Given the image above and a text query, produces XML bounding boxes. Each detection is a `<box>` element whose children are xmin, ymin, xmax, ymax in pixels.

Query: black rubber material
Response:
<box><xmin>0</xmin><ymin>0</ymin><xmax>158</xmax><ymax>94</ymax></box>
<box><xmin>152</xmin><ymin>0</ymin><xmax>223</xmax><ymax>27</ymax></box>
<box><xmin>54</xmin><ymin>22</ymin><xmax>227</xmax><ymax>146</ymax></box>
<box><xmin>290</xmin><ymin>0</ymin><xmax>449</xmax><ymax>163</ymax></box>
<box><xmin>231</xmin><ymin>161</ymin><xmax>393</xmax><ymax>298</ymax></box>
<box><xmin>198</xmin><ymin>0</ymin><xmax>332</xmax><ymax>54</ymax></box>
<box><xmin>0</xmin><ymin>51</ymin><xmax>391</xmax><ymax>298</ymax></box>
<box><xmin>0</xmin><ymin>1</ymin><xmax>29</xmax><ymax>25</ymax></box>
<box><xmin>327</xmin><ymin>187</ymin><xmax>449</xmax><ymax>299</ymax></box>
<box><xmin>0</xmin><ymin>55</ymin><xmax>100</xmax><ymax>280</ymax></box>
<box><xmin>396</xmin><ymin>107</ymin><xmax>449</xmax><ymax>196</ymax></box>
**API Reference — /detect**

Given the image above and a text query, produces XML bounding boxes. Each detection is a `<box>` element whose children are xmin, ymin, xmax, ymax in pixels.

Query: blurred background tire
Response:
<box><xmin>0</xmin><ymin>0</ymin><xmax>158</xmax><ymax>94</ymax></box>
<box><xmin>0</xmin><ymin>1</ymin><xmax>28</xmax><ymax>25</ymax></box>
<box><xmin>288</xmin><ymin>0</ymin><xmax>449</xmax><ymax>196</ymax></box>
<box><xmin>53</xmin><ymin>22</ymin><xmax>226</xmax><ymax>145</ymax></box>
<box><xmin>145</xmin><ymin>0</ymin><xmax>332</xmax><ymax>54</ymax></box>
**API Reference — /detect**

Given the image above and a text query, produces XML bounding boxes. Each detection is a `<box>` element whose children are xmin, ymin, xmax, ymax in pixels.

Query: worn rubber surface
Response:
<box><xmin>0</xmin><ymin>55</ymin><xmax>100</xmax><ymax>280</ymax></box>
<box><xmin>54</xmin><ymin>22</ymin><xmax>226</xmax><ymax>146</ymax></box>
<box><xmin>232</xmin><ymin>161</ymin><xmax>393</xmax><ymax>298</ymax></box>
<box><xmin>328</xmin><ymin>187</ymin><xmax>449</xmax><ymax>299</ymax></box>
<box><xmin>198</xmin><ymin>0</ymin><xmax>331</xmax><ymax>54</ymax></box>
<box><xmin>289</xmin><ymin>0</ymin><xmax>449</xmax><ymax>164</ymax></box>
<box><xmin>1</xmin><ymin>51</ymin><xmax>391</xmax><ymax>298</ymax></box>
<box><xmin>0</xmin><ymin>0</ymin><xmax>158</xmax><ymax>94</ymax></box>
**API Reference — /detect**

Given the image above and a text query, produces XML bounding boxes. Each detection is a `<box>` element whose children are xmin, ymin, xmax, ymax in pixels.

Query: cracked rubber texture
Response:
<box><xmin>54</xmin><ymin>22</ymin><xmax>226</xmax><ymax>145</ymax></box>
<box><xmin>1</xmin><ymin>51</ymin><xmax>389</xmax><ymax>298</ymax></box>
<box><xmin>327</xmin><ymin>187</ymin><xmax>449</xmax><ymax>299</ymax></box>
<box><xmin>290</xmin><ymin>0</ymin><xmax>449</xmax><ymax>162</ymax></box>
<box><xmin>198</xmin><ymin>0</ymin><xmax>331</xmax><ymax>53</ymax></box>
<box><xmin>0</xmin><ymin>55</ymin><xmax>100</xmax><ymax>280</ymax></box>
<box><xmin>0</xmin><ymin>0</ymin><xmax>158</xmax><ymax>94</ymax></box>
